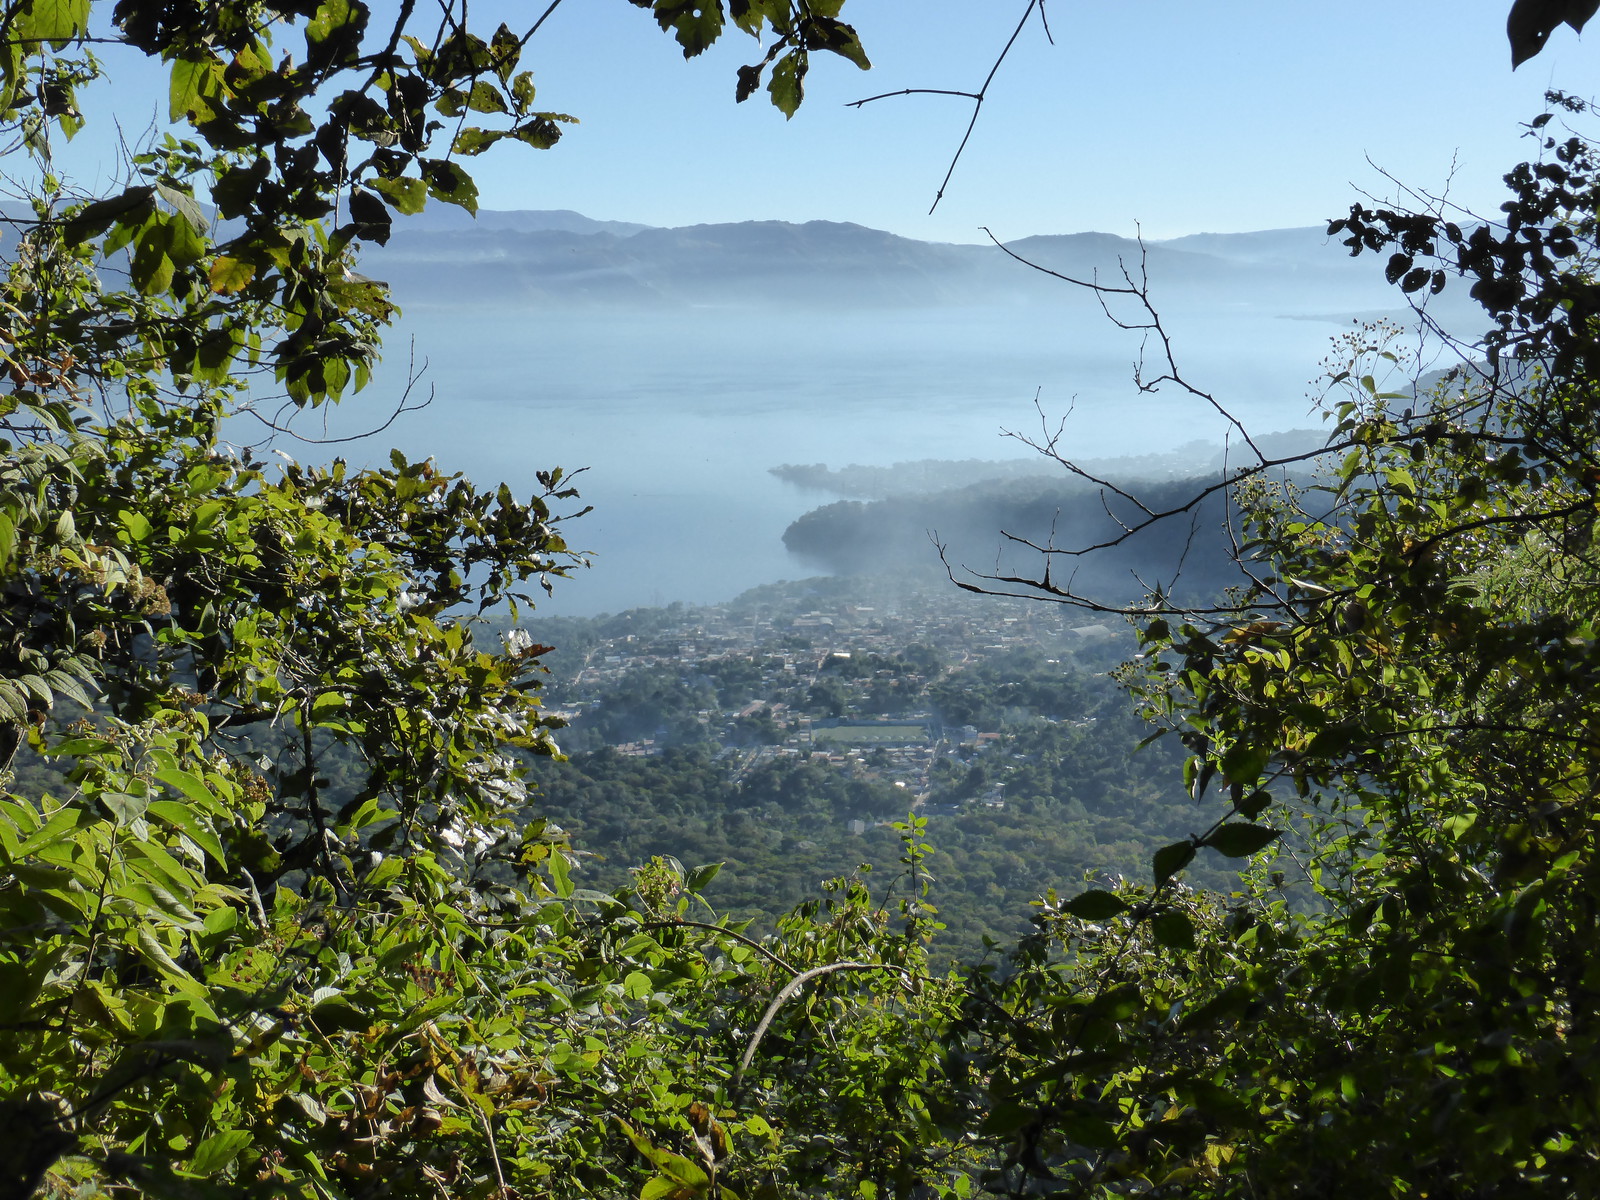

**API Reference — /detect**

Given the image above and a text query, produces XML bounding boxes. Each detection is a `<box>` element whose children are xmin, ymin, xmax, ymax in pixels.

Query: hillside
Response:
<box><xmin>516</xmin><ymin>576</ymin><xmax>1254</xmax><ymax>962</ymax></box>
<box><xmin>360</xmin><ymin>212</ymin><xmax>1424</xmax><ymax>316</ymax></box>
<box><xmin>781</xmin><ymin>473</ymin><xmax>1259</xmax><ymax>603</ymax></box>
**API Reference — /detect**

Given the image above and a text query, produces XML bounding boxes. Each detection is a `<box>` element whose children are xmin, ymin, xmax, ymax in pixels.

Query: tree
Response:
<box><xmin>924</xmin><ymin>89</ymin><xmax>1600</xmax><ymax>1195</ymax></box>
<box><xmin>0</xmin><ymin>5</ymin><xmax>971</xmax><ymax>1199</ymax></box>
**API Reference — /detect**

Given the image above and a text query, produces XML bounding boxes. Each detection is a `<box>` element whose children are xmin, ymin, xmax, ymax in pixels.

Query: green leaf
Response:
<box><xmin>61</xmin><ymin>187</ymin><xmax>154</xmax><ymax>245</ymax></box>
<box><xmin>47</xmin><ymin>736</ymin><xmax>116</xmax><ymax>757</ymax></box>
<box><xmin>130</xmin><ymin>233</ymin><xmax>175</xmax><ymax>295</ymax></box>
<box><xmin>451</xmin><ymin>127</ymin><xmax>504</xmax><ymax>156</ymax></box>
<box><xmin>365</xmin><ymin>855</ymin><xmax>404</xmax><ymax>889</ymax></box>
<box><xmin>124</xmin><ymin>840</ymin><xmax>197</xmax><ymax>897</ymax></box>
<box><xmin>649</xmin><ymin>0</ymin><xmax>726</xmax><ymax>57</ymax></box>
<box><xmin>376</xmin><ymin>938</ymin><xmax>432</xmax><ymax>969</ymax></box>
<box><xmin>0</xmin><ymin>681</ymin><xmax>27</xmax><ymax>722</ymax></box>
<box><xmin>44</xmin><ymin>667</ymin><xmax>94</xmax><ymax>710</ymax></box>
<box><xmin>1062</xmin><ymin>889</ymin><xmax>1128</xmax><ymax>920</ymax></box>
<box><xmin>512</xmin><ymin>115</ymin><xmax>568</xmax><ymax>150</ymax></box>
<box><xmin>18</xmin><ymin>0</ymin><xmax>89</xmax><ymax>45</ymax></box>
<box><xmin>163</xmin><ymin>213</ymin><xmax>207</xmax><ymax>266</ymax></box>
<box><xmin>1205</xmin><ymin>823</ymin><xmax>1281</xmax><ymax>858</ymax></box>
<box><xmin>641</xmin><ymin>1177</ymin><xmax>686</xmax><ymax>1200</ymax></box>
<box><xmin>803</xmin><ymin>14</ymin><xmax>870</xmax><ymax>69</ymax></box>
<box><xmin>117</xmin><ymin>878</ymin><xmax>202</xmax><ymax>930</ymax></box>
<box><xmin>101</xmin><ymin>790</ymin><xmax>150</xmax><ymax>825</ymax></box>
<box><xmin>307</xmin><ymin>0</ymin><xmax>361</xmax><ymax>63</ymax></box>
<box><xmin>1151</xmin><ymin>910</ymin><xmax>1196</xmax><ymax>950</ymax></box>
<box><xmin>686</xmin><ymin>861</ymin><xmax>723</xmax><ymax>891</ymax></box>
<box><xmin>156</xmin><ymin>182</ymin><xmax>208</xmax><ymax>232</ymax></box>
<box><xmin>1153</xmin><ymin>840</ymin><xmax>1195</xmax><ymax>885</ymax></box>
<box><xmin>155</xmin><ymin>767</ymin><xmax>221</xmax><ymax>812</ymax></box>
<box><xmin>146</xmin><ymin>800</ymin><xmax>227</xmax><ymax>868</ymax></box>
<box><xmin>398</xmin><ymin>991</ymin><xmax>460</xmax><ymax>1034</ymax></box>
<box><xmin>13</xmin><ymin>804</ymin><xmax>88</xmax><ymax>857</ymax></box>
<box><xmin>511</xmin><ymin>70</ymin><xmax>536</xmax><ymax>109</ymax></box>
<box><xmin>466</xmin><ymin>80</ymin><xmax>508</xmax><ymax>114</ymax></box>
<box><xmin>1235</xmin><ymin>788</ymin><xmax>1272</xmax><ymax>820</ymax></box>
<box><xmin>134</xmin><ymin>924</ymin><xmax>192</xmax><ymax>982</ymax></box>
<box><xmin>308</xmin><ymin>996</ymin><xmax>369</xmax><ymax>1033</ymax></box>
<box><xmin>168</xmin><ymin>56</ymin><xmax>217</xmax><ymax>122</ymax></box>
<box><xmin>419</xmin><ymin>159</ymin><xmax>479</xmax><ymax>214</ymax></box>
<box><xmin>767</xmin><ymin>51</ymin><xmax>805</xmax><ymax>118</ymax></box>
<box><xmin>1220</xmin><ymin>742</ymin><xmax>1269</xmax><ymax>785</ymax></box>
<box><xmin>549</xmin><ymin>849</ymin><xmax>574</xmax><ymax>898</ymax></box>
<box><xmin>617</xmin><ymin>1119</ymin><xmax>710</xmax><ymax>1188</ymax></box>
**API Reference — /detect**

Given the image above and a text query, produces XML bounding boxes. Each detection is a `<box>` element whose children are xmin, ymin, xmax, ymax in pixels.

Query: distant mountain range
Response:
<box><xmin>393</xmin><ymin>207</ymin><xmax>654</xmax><ymax>237</ymax></box>
<box><xmin>0</xmin><ymin>201</ymin><xmax>1462</xmax><ymax>326</ymax></box>
<box><xmin>360</xmin><ymin>208</ymin><xmax>1451</xmax><ymax>320</ymax></box>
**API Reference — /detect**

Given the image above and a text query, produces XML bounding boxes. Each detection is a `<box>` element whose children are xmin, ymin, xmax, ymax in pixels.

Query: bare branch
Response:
<box><xmin>734</xmin><ymin>961</ymin><xmax>916</xmax><ymax>1087</ymax></box>
<box><xmin>981</xmin><ymin>227</ymin><xmax>1140</xmax><ymax>297</ymax></box>
<box><xmin>846</xmin><ymin>2</ymin><xmax>1044</xmax><ymax>213</ymax></box>
<box><xmin>847</xmin><ymin>87</ymin><xmax>981</xmax><ymax>105</ymax></box>
<box><xmin>236</xmin><ymin>341</ymin><xmax>435</xmax><ymax>449</ymax></box>
<box><xmin>635</xmin><ymin>918</ymin><xmax>800</xmax><ymax>975</ymax></box>
<box><xmin>519</xmin><ymin>0</ymin><xmax>567</xmax><ymax>49</ymax></box>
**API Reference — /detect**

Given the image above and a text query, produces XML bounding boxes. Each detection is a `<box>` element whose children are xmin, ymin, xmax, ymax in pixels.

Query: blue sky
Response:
<box><xmin>55</xmin><ymin>1</ymin><xmax>1598</xmax><ymax>243</ymax></box>
<box><xmin>458</xmin><ymin>0</ymin><xmax>1595</xmax><ymax>242</ymax></box>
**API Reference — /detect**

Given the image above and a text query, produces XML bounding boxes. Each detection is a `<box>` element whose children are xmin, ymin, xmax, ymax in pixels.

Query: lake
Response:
<box><xmin>286</xmin><ymin>283</ymin><xmax>1417</xmax><ymax>616</ymax></box>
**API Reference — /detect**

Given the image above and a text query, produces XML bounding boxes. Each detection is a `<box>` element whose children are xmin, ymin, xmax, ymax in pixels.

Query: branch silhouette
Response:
<box><xmin>847</xmin><ymin>1</ymin><xmax>1049</xmax><ymax>213</ymax></box>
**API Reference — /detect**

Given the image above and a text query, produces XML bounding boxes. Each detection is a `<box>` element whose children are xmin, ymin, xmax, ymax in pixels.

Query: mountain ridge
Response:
<box><xmin>362</xmin><ymin>211</ymin><xmax>1401</xmax><ymax>315</ymax></box>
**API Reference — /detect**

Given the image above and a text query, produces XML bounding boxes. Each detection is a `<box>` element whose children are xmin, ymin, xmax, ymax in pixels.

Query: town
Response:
<box><xmin>530</xmin><ymin>575</ymin><xmax>1129</xmax><ymax>815</ymax></box>
<box><xmin>517</xmin><ymin>575</ymin><xmax>1221</xmax><ymax>957</ymax></box>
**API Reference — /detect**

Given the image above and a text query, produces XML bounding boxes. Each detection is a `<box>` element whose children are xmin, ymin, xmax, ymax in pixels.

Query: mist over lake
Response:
<box><xmin>291</xmin><ymin>216</ymin><xmax>1457</xmax><ymax>616</ymax></box>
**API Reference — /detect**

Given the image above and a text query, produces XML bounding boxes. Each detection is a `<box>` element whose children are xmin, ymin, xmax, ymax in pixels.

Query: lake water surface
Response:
<box><xmin>289</xmin><ymin>296</ymin><xmax>1406</xmax><ymax>616</ymax></box>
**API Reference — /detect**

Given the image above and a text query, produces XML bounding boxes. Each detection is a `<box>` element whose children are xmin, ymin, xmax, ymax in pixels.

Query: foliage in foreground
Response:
<box><xmin>927</xmin><ymin>100</ymin><xmax>1600</xmax><ymax>1195</ymax></box>
<box><xmin>0</xmin><ymin>2</ymin><xmax>930</xmax><ymax>1197</ymax></box>
<box><xmin>5</xmin><ymin>727</ymin><xmax>947</xmax><ymax>1198</ymax></box>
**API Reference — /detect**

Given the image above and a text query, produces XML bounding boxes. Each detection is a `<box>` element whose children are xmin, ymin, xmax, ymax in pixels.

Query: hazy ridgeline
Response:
<box><xmin>307</xmin><ymin>211</ymin><xmax>1460</xmax><ymax>614</ymax></box>
<box><xmin>779</xmin><ymin>475</ymin><xmax>1239</xmax><ymax>603</ymax></box>
<box><xmin>770</xmin><ymin>427</ymin><xmax>1329</xmax><ymax>500</ymax></box>
<box><xmin>773</xmin><ymin>429</ymin><xmax>1330</xmax><ymax>603</ymax></box>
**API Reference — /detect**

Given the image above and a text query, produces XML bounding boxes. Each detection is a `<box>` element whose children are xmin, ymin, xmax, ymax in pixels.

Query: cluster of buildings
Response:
<box><xmin>539</xmin><ymin>581</ymin><xmax>1125</xmax><ymax>814</ymax></box>
<box><xmin>569</xmin><ymin>583</ymin><xmax>1116</xmax><ymax>686</ymax></box>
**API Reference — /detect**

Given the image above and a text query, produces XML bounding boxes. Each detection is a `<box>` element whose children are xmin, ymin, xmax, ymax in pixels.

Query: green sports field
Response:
<box><xmin>811</xmin><ymin>725</ymin><xmax>929</xmax><ymax>745</ymax></box>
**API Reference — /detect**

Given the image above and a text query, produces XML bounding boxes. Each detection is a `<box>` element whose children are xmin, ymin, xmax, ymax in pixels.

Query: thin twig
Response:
<box><xmin>636</xmin><ymin>918</ymin><xmax>801</xmax><ymax>974</ymax></box>
<box><xmin>519</xmin><ymin>0</ymin><xmax>566</xmax><ymax>49</ymax></box>
<box><xmin>360</xmin><ymin>0</ymin><xmax>417</xmax><ymax>93</ymax></box>
<box><xmin>846</xmin><ymin>1</ymin><xmax>1043</xmax><ymax>213</ymax></box>
<box><xmin>734</xmin><ymin>962</ymin><xmax>914</xmax><ymax>1085</ymax></box>
<box><xmin>477</xmin><ymin>1106</ymin><xmax>510</xmax><ymax>1198</ymax></box>
<box><xmin>847</xmin><ymin>87</ymin><xmax>980</xmax><ymax>105</ymax></box>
